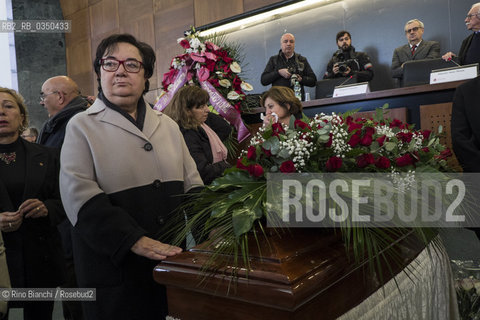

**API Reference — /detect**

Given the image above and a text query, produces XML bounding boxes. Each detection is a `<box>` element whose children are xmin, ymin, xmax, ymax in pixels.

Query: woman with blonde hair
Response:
<box><xmin>164</xmin><ymin>85</ymin><xmax>232</xmax><ymax>184</ymax></box>
<box><xmin>0</xmin><ymin>87</ymin><xmax>65</xmax><ymax>319</ymax></box>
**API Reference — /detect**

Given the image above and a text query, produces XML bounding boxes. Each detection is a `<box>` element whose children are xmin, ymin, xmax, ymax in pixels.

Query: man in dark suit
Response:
<box><xmin>451</xmin><ymin>76</ymin><xmax>480</xmax><ymax>172</ymax></box>
<box><xmin>442</xmin><ymin>3</ymin><xmax>480</xmax><ymax>65</ymax></box>
<box><xmin>391</xmin><ymin>19</ymin><xmax>440</xmax><ymax>79</ymax></box>
<box><xmin>451</xmin><ymin>75</ymin><xmax>480</xmax><ymax>240</ymax></box>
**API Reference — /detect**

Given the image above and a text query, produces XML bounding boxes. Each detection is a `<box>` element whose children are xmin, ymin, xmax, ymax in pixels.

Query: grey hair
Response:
<box><xmin>405</xmin><ymin>19</ymin><xmax>424</xmax><ymax>30</ymax></box>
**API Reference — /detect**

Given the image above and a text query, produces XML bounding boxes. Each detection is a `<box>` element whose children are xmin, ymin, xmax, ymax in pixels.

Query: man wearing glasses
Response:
<box><xmin>38</xmin><ymin>75</ymin><xmax>89</xmax><ymax>320</ymax></box>
<box><xmin>442</xmin><ymin>2</ymin><xmax>480</xmax><ymax>65</ymax></box>
<box><xmin>38</xmin><ymin>76</ymin><xmax>89</xmax><ymax>147</ymax></box>
<box><xmin>391</xmin><ymin>19</ymin><xmax>440</xmax><ymax>79</ymax></box>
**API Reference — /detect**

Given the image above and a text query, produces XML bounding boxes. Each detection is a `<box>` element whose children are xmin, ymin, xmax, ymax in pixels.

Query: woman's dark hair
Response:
<box><xmin>336</xmin><ymin>30</ymin><xmax>351</xmax><ymax>42</ymax></box>
<box><xmin>260</xmin><ymin>86</ymin><xmax>302</xmax><ymax>117</ymax></box>
<box><xmin>163</xmin><ymin>85</ymin><xmax>210</xmax><ymax>130</ymax></box>
<box><xmin>93</xmin><ymin>34</ymin><xmax>156</xmax><ymax>94</ymax></box>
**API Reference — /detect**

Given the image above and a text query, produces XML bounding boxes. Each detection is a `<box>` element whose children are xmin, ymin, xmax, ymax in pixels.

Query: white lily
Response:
<box><xmin>240</xmin><ymin>81</ymin><xmax>253</xmax><ymax>91</ymax></box>
<box><xmin>219</xmin><ymin>79</ymin><xmax>231</xmax><ymax>88</ymax></box>
<box><xmin>227</xmin><ymin>91</ymin><xmax>240</xmax><ymax>100</ymax></box>
<box><xmin>230</xmin><ymin>61</ymin><xmax>241</xmax><ymax>73</ymax></box>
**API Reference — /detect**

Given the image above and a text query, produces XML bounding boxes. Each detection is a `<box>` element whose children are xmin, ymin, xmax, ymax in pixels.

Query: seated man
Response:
<box><xmin>391</xmin><ymin>19</ymin><xmax>440</xmax><ymax>79</ymax></box>
<box><xmin>323</xmin><ymin>30</ymin><xmax>373</xmax><ymax>83</ymax></box>
<box><xmin>261</xmin><ymin>33</ymin><xmax>317</xmax><ymax>101</ymax></box>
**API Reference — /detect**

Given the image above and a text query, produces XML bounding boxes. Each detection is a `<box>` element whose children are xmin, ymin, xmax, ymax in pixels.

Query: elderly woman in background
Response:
<box><xmin>59</xmin><ymin>34</ymin><xmax>203</xmax><ymax>319</ymax></box>
<box><xmin>261</xmin><ymin>86</ymin><xmax>304</xmax><ymax>127</ymax></box>
<box><xmin>163</xmin><ymin>85</ymin><xmax>232</xmax><ymax>184</ymax></box>
<box><xmin>0</xmin><ymin>87</ymin><xmax>65</xmax><ymax>320</ymax></box>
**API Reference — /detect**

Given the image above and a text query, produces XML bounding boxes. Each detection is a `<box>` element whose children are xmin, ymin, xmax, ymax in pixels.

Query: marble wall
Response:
<box><xmin>12</xmin><ymin>0</ymin><xmax>66</xmax><ymax>131</ymax></box>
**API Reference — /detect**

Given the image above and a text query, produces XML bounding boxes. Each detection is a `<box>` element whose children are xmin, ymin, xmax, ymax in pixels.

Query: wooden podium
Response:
<box><xmin>154</xmin><ymin>229</ymin><xmax>424</xmax><ymax>320</ymax></box>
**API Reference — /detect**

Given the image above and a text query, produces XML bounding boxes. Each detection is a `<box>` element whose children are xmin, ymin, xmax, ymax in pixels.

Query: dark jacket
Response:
<box><xmin>391</xmin><ymin>40</ymin><xmax>441</xmax><ymax>78</ymax></box>
<box><xmin>37</xmin><ymin>96</ymin><xmax>89</xmax><ymax>148</ymax></box>
<box><xmin>451</xmin><ymin>76</ymin><xmax>480</xmax><ymax>172</ymax></box>
<box><xmin>181</xmin><ymin>113</ymin><xmax>232</xmax><ymax>185</ymax></box>
<box><xmin>324</xmin><ymin>46</ymin><xmax>374</xmax><ymax>82</ymax></box>
<box><xmin>1</xmin><ymin>140</ymin><xmax>65</xmax><ymax>289</ymax></box>
<box><xmin>261</xmin><ymin>50</ymin><xmax>317</xmax><ymax>100</ymax></box>
<box><xmin>458</xmin><ymin>33</ymin><xmax>480</xmax><ymax>65</ymax></box>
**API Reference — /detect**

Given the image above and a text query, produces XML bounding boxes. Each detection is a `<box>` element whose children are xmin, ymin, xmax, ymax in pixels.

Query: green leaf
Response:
<box><xmin>385</xmin><ymin>142</ymin><xmax>396</xmax><ymax>152</ymax></box>
<box><xmin>209</xmin><ymin>171</ymin><xmax>256</xmax><ymax>191</ymax></box>
<box><xmin>231</xmin><ymin>207</ymin><xmax>255</xmax><ymax>238</ymax></box>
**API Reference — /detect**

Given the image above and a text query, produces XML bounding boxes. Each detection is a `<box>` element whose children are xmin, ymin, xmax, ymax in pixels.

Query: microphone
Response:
<box><xmin>448</xmin><ymin>57</ymin><xmax>461</xmax><ymax>67</ymax></box>
<box><xmin>338</xmin><ymin>76</ymin><xmax>354</xmax><ymax>87</ymax></box>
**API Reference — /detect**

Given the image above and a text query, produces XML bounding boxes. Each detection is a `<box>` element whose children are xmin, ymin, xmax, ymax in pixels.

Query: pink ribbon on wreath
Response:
<box><xmin>199</xmin><ymin>79</ymin><xmax>250</xmax><ymax>143</ymax></box>
<box><xmin>153</xmin><ymin>66</ymin><xmax>189</xmax><ymax>111</ymax></box>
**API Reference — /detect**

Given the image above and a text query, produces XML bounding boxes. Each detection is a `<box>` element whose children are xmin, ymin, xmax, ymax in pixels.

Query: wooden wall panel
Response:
<box><xmin>118</xmin><ymin>0</ymin><xmax>153</xmax><ymax>23</ymax></box>
<box><xmin>60</xmin><ymin>0</ymin><xmax>88</xmax><ymax>17</ymax></box>
<box><xmin>66</xmin><ymin>38</ymin><xmax>93</xmax><ymax>94</ymax></box>
<box><xmin>194</xmin><ymin>0</ymin><xmax>243</xmax><ymax>27</ymax></box>
<box><xmin>89</xmin><ymin>0</ymin><xmax>119</xmax><ymax>40</ymax></box>
<box><xmin>243</xmin><ymin>0</ymin><xmax>279</xmax><ymax>12</ymax></box>
<box><xmin>154</xmin><ymin>0</ymin><xmax>194</xmax><ymax>92</ymax></box>
<box><xmin>60</xmin><ymin>0</ymin><xmax>284</xmax><ymax>96</ymax></box>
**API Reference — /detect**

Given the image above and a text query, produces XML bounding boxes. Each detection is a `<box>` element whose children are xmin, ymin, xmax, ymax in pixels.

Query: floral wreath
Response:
<box><xmin>154</xmin><ymin>27</ymin><xmax>254</xmax><ymax>142</ymax></box>
<box><xmin>166</xmin><ymin>107</ymin><xmax>453</xmax><ymax>281</ymax></box>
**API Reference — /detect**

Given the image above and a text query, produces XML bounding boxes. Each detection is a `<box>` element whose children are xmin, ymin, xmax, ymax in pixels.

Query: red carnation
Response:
<box><xmin>376</xmin><ymin>135</ymin><xmax>386</xmax><ymax>147</ymax></box>
<box><xmin>280</xmin><ymin>160</ymin><xmax>296</xmax><ymax>173</ymax></box>
<box><xmin>247</xmin><ymin>146</ymin><xmax>257</xmax><ymax>160</ymax></box>
<box><xmin>326</xmin><ymin>156</ymin><xmax>342</xmax><ymax>172</ymax></box>
<box><xmin>421</xmin><ymin>147</ymin><xmax>430</xmax><ymax>153</ymax></box>
<box><xmin>375</xmin><ymin>156</ymin><xmax>391</xmax><ymax>169</ymax></box>
<box><xmin>247</xmin><ymin>164</ymin><xmax>264</xmax><ymax>177</ymax></box>
<box><xmin>179</xmin><ymin>39</ymin><xmax>190</xmax><ymax>49</ymax></box>
<box><xmin>271</xmin><ymin>123</ymin><xmax>285</xmax><ymax>136</ymax></box>
<box><xmin>294</xmin><ymin>119</ymin><xmax>311</xmax><ymax>130</ymax></box>
<box><xmin>395</xmin><ymin>154</ymin><xmax>414</xmax><ymax>167</ymax></box>
<box><xmin>356</xmin><ymin>153</ymin><xmax>375</xmax><ymax>168</ymax></box>
<box><xmin>348</xmin><ymin>133</ymin><xmax>361</xmax><ymax>147</ymax></box>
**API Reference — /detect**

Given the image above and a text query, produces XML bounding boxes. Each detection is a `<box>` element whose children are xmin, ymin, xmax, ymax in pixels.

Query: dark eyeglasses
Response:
<box><xmin>405</xmin><ymin>26</ymin><xmax>421</xmax><ymax>33</ymax></box>
<box><xmin>39</xmin><ymin>91</ymin><xmax>58</xmax><ymax>102</ymax></box>
<box><xmin>100</xmin><ymin>58</ymin><xmax>143</xmax><ymax>73</ymax></box>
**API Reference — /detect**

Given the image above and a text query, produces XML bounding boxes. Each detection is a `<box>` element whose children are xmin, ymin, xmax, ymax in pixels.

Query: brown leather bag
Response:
<box><xmin>0</xmin><ymin>232</ymin><xmax>10</xmax><ymax>318</ymax></box>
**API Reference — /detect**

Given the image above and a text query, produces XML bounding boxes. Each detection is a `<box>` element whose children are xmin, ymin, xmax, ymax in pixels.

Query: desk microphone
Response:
<box><xmin>338</xmin><ymin>76</ymin><xmax>353</xmax><ymax>87</ymax></box>
<box><xmin>448</xmin><ymin>57</ymin><xmax>461</xmax><ymax>67</ymax></box>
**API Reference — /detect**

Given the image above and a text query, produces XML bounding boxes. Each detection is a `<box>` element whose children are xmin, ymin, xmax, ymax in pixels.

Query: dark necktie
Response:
<box><xmin>411</xmin><ymin>45</ymin><xmax>416</xmax><ymax>56</ymax></box>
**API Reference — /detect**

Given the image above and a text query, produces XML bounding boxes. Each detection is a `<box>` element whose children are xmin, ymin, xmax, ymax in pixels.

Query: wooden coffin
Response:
<box><xmin>154</xmin><ymin>229</ymin><xmax>424</xmax><ymax>320</ymax></box>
